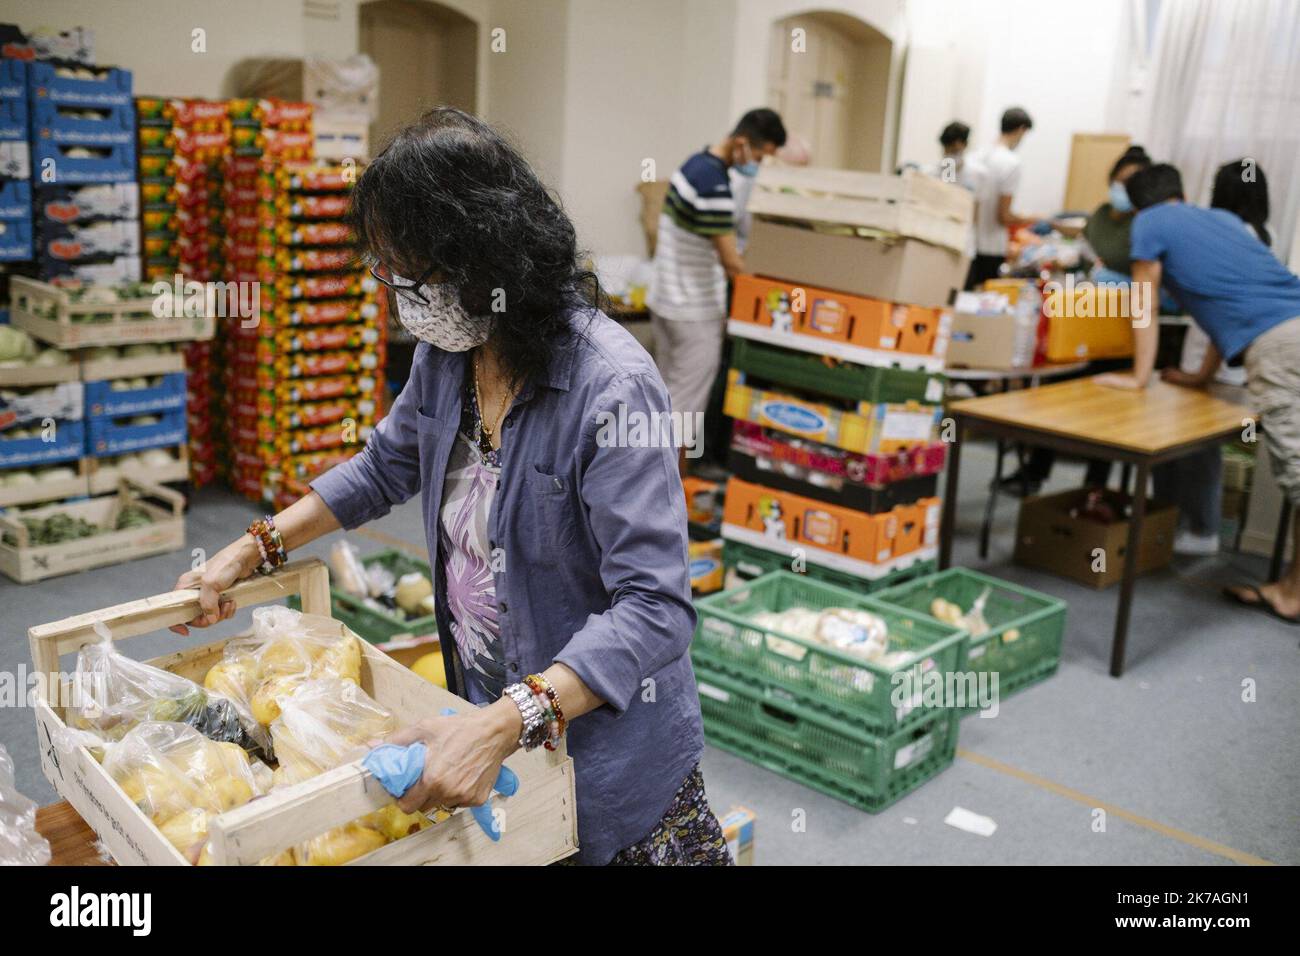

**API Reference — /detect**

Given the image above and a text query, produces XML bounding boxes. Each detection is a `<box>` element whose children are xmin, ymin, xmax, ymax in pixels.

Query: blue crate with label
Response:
<box><xmin>27</xmin><ymin>62</ymin><xmax>132</xmax><ymax>109</ymax></box>
<box><xmin>0</xmin><ymin>177</ymin><xmax>30</xmax><ymax>218</ymax></box>
<box><xmin>36</xmin><ymin>218</ymin><xmax>139</xmax><ymax>259</ymax></box>
<box><xmin>0</xmin><ymin>58</ymin><xmax>27</xmax><ymax>106</ymax></box>
<box><xmin>32</xmin><ymin>139</ymin><xmax>136</xmax><ymax>184</ymax></box>
<box><xmin>84</xmin><ymin>372</ymin><xmax>186</xmax><ymax>417</ymax></box>
<box><xmin>37</xmin><ymin>254</ymin><xmax>140</xmax><ymax>287</ymax></box>
<box><xmin>0</xmin><ymin>418</ymin><xmax>84</xmax><ymax>468</ymax></box>
<box><xmin>0</xmin><ymin>93</ymin><xmax>27</xmax><ymax>141</ymax></box>
<box><xmin>0</xmin><ymin>381</ymin><xmax>82</xmax><ymax>428</ymax></box>
<box><xmin>0</xmin><ymin>215</ymin><xmax>32</xmax><ymax>260</ymax></box>
<box><xmin>34</xmin><ymin>182</ymin><xmax>137</xmax><ymax>224</ymax></box>
<box><xmin>31</xmin><ymin>98</ymin><xmax>135</xmax><ymax>147</ymax></box>
<box><xmin>86</xmin><ymin>408</ymin><xmax>186</xmax><ymax>456</ymax></box>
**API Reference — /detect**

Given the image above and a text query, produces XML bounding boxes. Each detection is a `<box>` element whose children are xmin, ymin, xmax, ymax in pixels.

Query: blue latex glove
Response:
<box><xmin>361</xmin><ymin>708</ymin><xmax>520</xmax><ymax>842</ymax></box>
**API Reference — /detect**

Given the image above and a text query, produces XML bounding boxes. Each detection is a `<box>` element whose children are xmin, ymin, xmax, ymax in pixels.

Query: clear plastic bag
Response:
<box><xmin>271</xmin><ymin>678</ymin><xmax>396</xmax><ymax>786</ymax></box>
<box><xmin>101</xmin><ymin>721</ymin><xmax>269</xmax><ymax>864</ymax></box>
<box><xmin>329</xmin><ymin>540</ymin><xmax>369</xmax><ymax>598</ymax></box>
<box><xmin>205</xmin><ymin>606</ymin><xmax>362</xmax><ymax>730</ymax></box>
<box><xmin>0</xmin><ymin>744</ymin><xmax>51</xmax><ymax>866</ymax></box>
<box><xmin>68</xmin><ymin>624</ymin><xmax>270</xmax><ymax>758</ymax></box>
<box><xmin>268</xmin><ymin>679</ymin><xmax>433</xmax><ymax>865</ymax></box>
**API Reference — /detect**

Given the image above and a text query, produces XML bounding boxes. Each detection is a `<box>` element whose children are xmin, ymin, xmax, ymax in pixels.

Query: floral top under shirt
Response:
<box><xmin>438</xmin><ymin>375</ymin><xmax>505</xmax><ymax>704</ymax></box>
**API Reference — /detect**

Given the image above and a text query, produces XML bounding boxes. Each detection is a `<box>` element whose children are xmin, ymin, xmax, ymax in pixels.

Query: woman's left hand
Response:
<box><xmin>385</xmin><ymin>700</ymin><xmax>522</xmax><ymax>814</ymax></box>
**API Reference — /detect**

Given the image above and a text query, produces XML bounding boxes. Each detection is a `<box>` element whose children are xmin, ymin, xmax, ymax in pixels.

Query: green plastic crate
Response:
<box><xmin>693</xmin><ymin>570</ymin><xmax>968</xmax><ymax>732</ymax></box>
<box><xmin>694</xmin><ymin>662</ymin><xmax>958</xmax><ymax>812</ymax></box>
<box><xmin>722</xmin><ymin>538</ymin><xmax>936</xmax><ymax>594</ymax></box>
<box><xmin>873</xmin><ymin>568</ymin><xmax>1065</xmax><ymax>707</ymax></box>
<box><xmin>288</xmin><ymin>547</ymin><xmax>437</xmax><ymax>644</ymax></box>
<box><xmin>730</xmin><ymin>337</ymin><xmax>946</xmax><ymax>404</ymax></box>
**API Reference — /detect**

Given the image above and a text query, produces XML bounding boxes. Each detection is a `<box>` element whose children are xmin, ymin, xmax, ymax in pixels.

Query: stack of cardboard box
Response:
<box><xmin>717</xmin><ymin>167</ymin><xmax>971</xmax><ymax>592</ymax></box>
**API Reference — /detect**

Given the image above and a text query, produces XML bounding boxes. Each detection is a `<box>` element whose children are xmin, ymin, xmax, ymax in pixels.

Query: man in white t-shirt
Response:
<box><xmin>966</xmin><ymin>107</ymin><xmax>1039</xmax><ymax>289</ymax></box>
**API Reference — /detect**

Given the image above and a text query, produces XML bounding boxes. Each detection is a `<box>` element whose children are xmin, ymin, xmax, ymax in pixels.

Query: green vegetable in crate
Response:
<box><xmin>0</xmin><ymin>326</ymin><xmax>37</xmax><ymax>363</ymax></box>
<box><xmin>8</xmin><ymin>512</ymin><xmax>102</xmax><ymax>546</ymax></box>
<box><xmin>115</xmin><ymin>504</ymin><xmax>156</xmax><ymax>530</ymax></box>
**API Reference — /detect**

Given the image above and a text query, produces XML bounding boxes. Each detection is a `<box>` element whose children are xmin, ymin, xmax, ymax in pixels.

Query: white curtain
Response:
<box><xmin>1138</xmin><ymin>0</ymin><xmax>1300</xmax><ymax>262</ymax></box>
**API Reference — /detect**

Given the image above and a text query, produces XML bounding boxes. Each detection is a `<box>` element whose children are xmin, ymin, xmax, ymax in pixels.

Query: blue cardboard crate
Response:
<box><xmin>0</xmin><ymin>419</ymin><xmax>84</xmax><ymax>468</ymax></box>
<box><xmin>0</xmin><ymin>215</ymin><xmax>32</xmax><ymax>260</ymax></box>
<box><xmin>36</xmin><ymin>217</ymin><xmax>139</xmax><ymax>259</ymax></box>
<box><xmin>0</xmin><ymin>177</ymin><xmax>30</xmax><ymax>218</ymax></box>
<box><xmin>32</xmin><ymin>98</ymin><xmax>135</xmax><ymax>147</ymax></box>
<box><xmin>86</xmin><ymin>408</ymin><xmax>186</xmax><ymax>456</ymax></box>
<box><xmin>34</xmin><ymin>182</ymin><xmax>137</xmax><ymax>224</ymax></box>
<box><xmin>84</xmin><ymin>372</ymin><xmax>186</xmax><ymax>417</ymax></box>
<box><xmin>0</xmin><ymin>59</ymin><xmax>27</xmax><ymax>101</ymax></box>
<box><xmin>27</xmin><ymin>62</ymin><xmax>132</xmax><ymax>109</ymax></box>
<box><xmin>32</xmin><ymin>139</ymin><xmax>136</xmax><ymax>184</ymax></box>
<box><xmin>0</xmin><ymin>94</ymin><xmax>26</xmax><ymax>141</ymax></box>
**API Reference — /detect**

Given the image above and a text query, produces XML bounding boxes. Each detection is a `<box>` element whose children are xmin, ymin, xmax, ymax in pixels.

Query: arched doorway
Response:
<box><xmin>766</xmin><ymin>10</ymin><xmax>893</xmax><ymax>171</ymax></box>
<box><xmin>359</xmin><ymin>0</ymin><xmax>479</xmax><ymax>151</ymax></box>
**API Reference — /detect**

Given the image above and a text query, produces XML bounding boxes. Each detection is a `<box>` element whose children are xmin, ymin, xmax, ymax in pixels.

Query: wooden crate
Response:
<box><xmin>0</xmin><ymin>458</ymin><xmax>90</xmax><ymax>508</ymax></box>
<box><xmin>10</xmin><ymin>276</ymin><xmax>216</xmax><ymax>348</ymax></box>
<box><xmin>0</xmin><ymin>359</ymin><xmax>80</xmax><ymax>388</ymax></box>
<box><xmin>80</xmin><ymin>346</ymin><xmax>186</xmax><ymax>382</ymax></box>
<box><xmin>86</xmin><ymin>445</ymin><xmax>189</xmax><ymax>495</ymax></box>
<box><xmin>28</xmin><ymin>559</ymin><xmax>579</xmax><ymax>865</ymax></box>
<box><xmin>745</xmin><ymin>166</ymin><xmax>974</xmax><ymax>255</ymax></box>
<box><xmin>0</xmin><ymin>478</ymin><xmax>185</xmax><ymax>582</ymax></box>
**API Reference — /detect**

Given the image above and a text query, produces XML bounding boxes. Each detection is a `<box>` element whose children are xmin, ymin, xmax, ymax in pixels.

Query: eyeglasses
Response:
<box><xmin>369</xmin><ymin>261</ymin><xmax>437</xmax><ymax>304</ymax></box>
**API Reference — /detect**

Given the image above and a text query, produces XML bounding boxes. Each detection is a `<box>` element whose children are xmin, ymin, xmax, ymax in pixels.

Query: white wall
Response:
<box><xmin>898</xmin><ymin>0</ymin><xmax>1137</xmax><ymax>215</ymax></box>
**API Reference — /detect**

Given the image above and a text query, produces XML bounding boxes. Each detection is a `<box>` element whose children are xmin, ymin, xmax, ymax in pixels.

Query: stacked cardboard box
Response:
<box><xmin>718</xmin><ymin>167</ymin><xmax>970</xmax><ymax>592</ymax></box>
<box><xmin>220</xmin><ymin>154</ymin><xmax>385</xmax><ymax>507</ymax></box>
<box><xmin>0</xmin><ymin>58</ymin><xmax>31</xmax><ymax>265</ymax></box>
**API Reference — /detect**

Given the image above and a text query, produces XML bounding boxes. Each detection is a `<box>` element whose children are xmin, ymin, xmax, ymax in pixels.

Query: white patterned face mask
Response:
<box><xmin>393</xmin><ymin>281</ymin><xmax>492</xmax><ymax>352</ymax></box>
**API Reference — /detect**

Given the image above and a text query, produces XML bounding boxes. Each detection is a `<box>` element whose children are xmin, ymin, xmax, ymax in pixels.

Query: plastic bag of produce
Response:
<box><xmin>269</xmin><ymin>679</ymin><xmax>433</xmax><ymax>864</ymax></box>
<box><xmin>206</xmin><ymin>606</ymin><xmax>363</xmax><ymax>730</ymax></box>
<box><xmin>102</xmin><ymin>721</ymin><xmax>269</xmax><ymax>863</ymax></box>
<box><xmin>328</xmin><ymin>539</ymin><xmax>369</xmax><ymax>598</ymax></box>
<box><xmin>68</xmin><ymin>623</ymin><xmax>269</xmax><ymax>758</ymax></box>
<box><xmin>270</xmin><ymin>678</ymin><xmax>396</xmax><ymax>785</ymax></box>
<box><xmin>0</xmin><ymin>743</ymin><xmax>52</xmax><ymax>866</ymax></box>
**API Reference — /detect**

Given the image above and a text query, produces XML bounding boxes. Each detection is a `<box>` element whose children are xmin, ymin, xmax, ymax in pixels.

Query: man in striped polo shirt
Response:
<box><xmin>649</xmin><ymin>109</ymin><xmax>787</xmax><ymax>472</ymax></box>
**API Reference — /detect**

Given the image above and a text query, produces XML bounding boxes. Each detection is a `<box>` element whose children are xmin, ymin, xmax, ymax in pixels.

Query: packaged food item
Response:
<box><xmin>0</xmin><ymin>743</ymin><xmax>52</xmax><ymax>865</ymax></box>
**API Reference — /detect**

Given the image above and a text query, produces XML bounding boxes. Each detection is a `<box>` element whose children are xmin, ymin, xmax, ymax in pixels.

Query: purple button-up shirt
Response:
<box><xmin>311</xmin><ymin>310</ymin><xmax>704</xmax><ymax>864</ymax></box>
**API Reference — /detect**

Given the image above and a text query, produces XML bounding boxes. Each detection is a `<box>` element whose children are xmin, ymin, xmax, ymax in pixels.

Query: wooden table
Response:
<box><xmin>36</xmin><ymin>801</ymin><xmax>111</xmax><ymax>866</ymax></box>
<box><xmin>946</xmin><ymin>362</ymin><xmax>1091</xmax><ymax>558</ymax></box>
<box><xmin>940</xmin><ymin>376</ymin><xmax>1252</xmax><ymax>676</ymax></box>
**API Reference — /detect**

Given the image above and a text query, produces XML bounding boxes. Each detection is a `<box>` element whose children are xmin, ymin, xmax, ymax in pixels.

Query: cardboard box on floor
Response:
<box><xmin>1013</xmin><ymin>488</ymin><xmax>1177</xmax><ymax>589</ymax></box>
<box><xmin>744</xmin><ymin>219</ymin><xmax>967</xmax><ymax>310</ymax></box>
<box><xmin>717</xmin><ymin>805</ymin><xmax>755</xmax><ymax>865</ymax></box>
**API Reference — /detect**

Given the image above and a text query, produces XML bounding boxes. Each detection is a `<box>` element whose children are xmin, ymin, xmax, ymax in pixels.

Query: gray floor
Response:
<box><xmin>2</xmin><ymin>439</ymin><xmax>1297</xmax><ymax>865</ymax></box>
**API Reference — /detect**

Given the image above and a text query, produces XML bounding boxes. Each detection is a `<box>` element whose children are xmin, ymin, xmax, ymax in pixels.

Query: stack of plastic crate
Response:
<box><xmin>220</xmin><ymin>152</ymin><xmax>386</xmax><ymax>509</ymax></box>
<box><xmin>0</xmin><ymin>58</ymin><xmax>32</xmax><ymax>270</ymax></box>
<box><xmin>136</xmin><ymin>97</ymin><xmax>232</xmax><ymax>486</ymax></box>
<box><xmin>29</xmin><ymin>61</ymin><xmax>138</xmax><ymax>286</ymax></box>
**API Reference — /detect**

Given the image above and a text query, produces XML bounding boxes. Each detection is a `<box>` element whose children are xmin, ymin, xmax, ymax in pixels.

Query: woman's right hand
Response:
<box><xmin>169</xmin><ymin>535</ymin><xmax>262</xmax><ymax>635</ymax></box>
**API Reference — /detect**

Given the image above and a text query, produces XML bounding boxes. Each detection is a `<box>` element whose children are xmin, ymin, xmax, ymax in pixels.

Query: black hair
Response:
<box><xmin>1000</xmin><ymin>107</ymin><xmax>1033</xmax><ymax>134</ymax></box>
<box><xmin>1125</xmin><ymin>163</ymin><xmax>1184</xmax><ymax>210</ymax></box>
<box><xmin>1211</xmin><ymin>159</ymin><xmax>1271</xmax><ymax>247</ymax></box>
<box><xmin>1108</xmin><ymin>145</ymin><xmax>1150</xmax><ymax>181</ymax></box>
<box><xmin>347</xmin><ymin>108</ymin><xmax>598</xmax><ymax>388</ymax></box>
<box><xmin>939</xmin><ymin>121</ymin><xmax>970</xmax><ymax>149</ymax></box>
<box><xmin>732</xmin><ymin>108</ymin><xmax>787</xmax><ymax>149</ymax></box>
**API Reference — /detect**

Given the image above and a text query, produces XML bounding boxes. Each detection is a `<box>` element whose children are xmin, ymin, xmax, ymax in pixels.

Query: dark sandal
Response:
<box><xmin>1222</xmin><ymin>584</ymin><xmax>1300</xmax><ymax>626</ymax></box>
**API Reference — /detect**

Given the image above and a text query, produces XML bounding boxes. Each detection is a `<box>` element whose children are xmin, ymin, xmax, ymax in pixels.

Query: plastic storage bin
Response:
<box><xmin>693</xmin><ymin>570</ymin><xmax>967</xmax><ymax>731</ymax></box>
<box><xmin>287</xmin><ymin>547</ymin><xmax>437</xmax><ymax>643</ymax></box>
<box><xmin>873</xmin><ymin>567</ymin><xmax>1066</xmax><ymax>704</ymax></box>
<box><xmin>695</xmin><ymin>662</ymin><xmax>958</xmax><ymax>812</ymax></box>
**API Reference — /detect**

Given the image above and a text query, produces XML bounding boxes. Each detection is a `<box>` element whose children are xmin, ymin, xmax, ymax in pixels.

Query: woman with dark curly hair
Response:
<box><xmin>170</xmin><ymin>108</ymin><xmax>729</xmax><ymax>865</ymax></box>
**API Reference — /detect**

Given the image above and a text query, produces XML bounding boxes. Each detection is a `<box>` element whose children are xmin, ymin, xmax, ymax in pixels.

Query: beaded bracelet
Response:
<box><xmin>524</xmin><ymin>673</ymin><xmax>566</xmax><ymax>751</ymax></box>
<box><xmin>246</xmin><ymin>516</ymin><xmax>287</xmax><ymax>575</ymax></box>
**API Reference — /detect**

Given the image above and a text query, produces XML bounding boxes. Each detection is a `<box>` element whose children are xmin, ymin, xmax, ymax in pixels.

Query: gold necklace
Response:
<box><xmin>473</xmin><ymin>352</ymin><xmax>513</xmax><ymax>444</ymax></box>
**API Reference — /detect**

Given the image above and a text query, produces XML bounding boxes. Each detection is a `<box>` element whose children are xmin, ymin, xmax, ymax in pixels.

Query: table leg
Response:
<box><xmin>1110</xmin><ymin>459</ymin><xmax>1150</xmax><ymax>677</ymax></box>
<box><xmin>1270</xmin><ymin>500</ymin><xmax>1293</xmax><ymax>583</ymax></box>
<box><xmin>1120</xmin><ymin>463</ymin><xmax>1132</xmax><ymax>495</ymax></box>
<box><xmin>940</xmin><ymin>421</ymin><xmax>963</xmax><ymax>570</ymax></box>
<box><xmin>980</xmin><ymin>438</ymin><xmax>1003</xmax><ymax>559</ymax></box>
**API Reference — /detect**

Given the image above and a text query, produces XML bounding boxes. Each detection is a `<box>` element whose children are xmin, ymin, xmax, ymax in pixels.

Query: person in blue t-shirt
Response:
<box><xmin>1096</xmin><ymin>162</ymin><xmax>1300</xmax><ymax>624</ymax></box>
